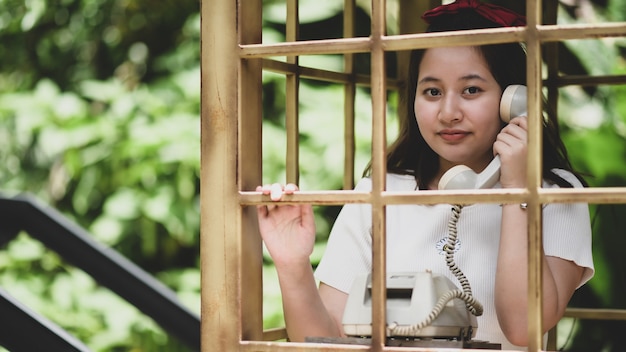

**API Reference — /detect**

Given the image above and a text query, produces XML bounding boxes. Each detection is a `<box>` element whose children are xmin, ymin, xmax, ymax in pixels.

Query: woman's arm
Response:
<box><xmin>274</xmin><ymin>259</ymin><xmax>347</xmax><ymax>341</ymax></box>
<box><xmin>256</xmin><ymin>184</ymin><xmax>347</xmax><ymax>341</ymax></box>
<box><xmin>495</xmin><ymin>204</ymin><xmax>583</xmax><ymax>346</ymax></box>
<box><xmin>493</xmin><ymin>117</ymin><xmax>585</xmax><ymax>346</ymax></box>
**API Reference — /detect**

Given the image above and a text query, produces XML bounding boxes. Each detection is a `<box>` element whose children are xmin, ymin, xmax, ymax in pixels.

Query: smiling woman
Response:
<box><xmin>254</xmin><ymin>2</ymin><xmax>594</xmax><ymax>350</ymax></box>
<box><xmin>413</xmin><ymin>46</ymin><xmax>503</xmax><ymax>180</ymax></box>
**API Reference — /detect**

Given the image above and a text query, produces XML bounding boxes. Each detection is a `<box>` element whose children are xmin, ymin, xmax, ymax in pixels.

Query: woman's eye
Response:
<box><xmin>424</xmin><ymin>88</ymin><xmax>441</xmax><ymax>97</ymax></box>
<box><xmin>464</xmin><ymin>86</ymin><xmax>481</xmax><ymax>95</ymax></box>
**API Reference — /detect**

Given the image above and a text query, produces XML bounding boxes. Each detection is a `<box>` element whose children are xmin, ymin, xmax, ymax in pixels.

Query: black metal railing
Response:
<box><xmin>0</xmin><ymin>193</ymin><xmax>200</xmax><ymax>351</ymax></box>
<box><xmin>0</xmin><ymin>287</ymin><xmax>93</xmax><ymax>352</ymax></box>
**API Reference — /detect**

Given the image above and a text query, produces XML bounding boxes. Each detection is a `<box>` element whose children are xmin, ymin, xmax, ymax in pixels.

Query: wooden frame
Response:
<box><xmin>200</xmin><ymin>1</ymin><xmax>626</xmax><ymax>351</ymax></box>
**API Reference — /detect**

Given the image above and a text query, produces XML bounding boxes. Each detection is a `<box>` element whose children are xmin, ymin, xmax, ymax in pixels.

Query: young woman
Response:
<box><xmin>256</xmin><ymin>1</ymin><xmax>594</xmax><ymax>350</ymax></box>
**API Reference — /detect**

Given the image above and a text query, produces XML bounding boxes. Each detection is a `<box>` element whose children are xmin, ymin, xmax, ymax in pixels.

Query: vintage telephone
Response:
<box><xmin>438</xmin><ymin>84</ymin><xmax>528</xmax><ymax>190</ymax></box>
<box><xmin>342</xmin><ymin>270</ymin><xmax>481</xmax><ymax>340</ymax></box>
<box><xmin>342</xmin><ymin>85</ymin><xmax>527</xmax><ymax>341</ymax></box>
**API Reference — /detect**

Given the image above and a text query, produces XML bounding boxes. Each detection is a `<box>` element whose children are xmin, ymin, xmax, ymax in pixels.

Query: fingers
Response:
<box><xmin>256</xmin><ymin>204</ymin><xmax>268</xmax><ymax>217</ymax></box>
<box><xmin>494</xmin><ymin>116</ymin><xmax>529</xmax><ymax>172</ymax></box>
<box><xmin>301</xmin><ymin>203</ymin><xmax>313</xmax><ymax>215</ymax></box>
<box><xmin>256</xmin><ymin>183</ymin><xmax>303</xmax><ymax>222</ymax></box>
<box><xmin>270</xmin><ymin>183</ymin><xmax>282</xmax><ymax>201</ymax></box>
<box><xmin>257</xmin><ymin>183</ymin><xmax>300</xmax><ymax>201</ymax></box>
<box><xmin>498</xmin><ymin>116</ymin><xmax>527</xmax><ymax>147</ymax></box>
<box><xmin>502</xmin><ymin>116</ymin><xmax>527</xmax><ymax>135</ymax></box>
<box><xmin>284</xmin><ymin>183</ymin><xmax>298</xmax><ymax>193</ymax></box>
<box><xmin>507</xmin><ymin>115</ymin><xmax>528</xmax><ymax>130</ymax></box>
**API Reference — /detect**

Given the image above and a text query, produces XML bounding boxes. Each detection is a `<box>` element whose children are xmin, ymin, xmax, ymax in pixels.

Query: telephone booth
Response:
<box><xmin>200</xmin><ymin>1</ymin><xmax>626</xmax><ymax>351</ymax></box>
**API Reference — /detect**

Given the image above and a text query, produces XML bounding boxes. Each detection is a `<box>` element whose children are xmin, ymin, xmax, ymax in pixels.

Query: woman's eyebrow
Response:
<box><xmin>417</xmin><ymin>76</ymin><xmax>439</xmax><ymax>85</ymax></box>
<box><xmin>460</xmin><ymin>73</ymin><xmax>488</xmax><ymax>82</ymax></box>
<box><xmin>418</xmin><ymin>74</ymin><xmax>488</xmax><ymax>86</ymax></box>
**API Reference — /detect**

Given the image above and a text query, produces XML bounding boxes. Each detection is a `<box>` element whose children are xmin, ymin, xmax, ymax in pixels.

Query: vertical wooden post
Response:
<box><xmin>544</xmin><ymin>2</ymin><xmax>560</xmax><ymax>349</ymax></box>
<box><xmin>525</xmin><ymin>1</ymin><xmax>544</xmax><ymax>351</ymax></box>
<box><xmin>396</xmin><ymin>0</ymin><xmax>438</xmax><ymax>120</ymax></box>
<box><xmin>370</xmin><ymin>0</ymin><xmax>387</xmax><ymax>350</ymax></box>
<box><xmin>286</xmin><ymin>0</ymin><xmax>300</xmax><ymax>185</ymax></box>
<box><xmin>200</xmin><ymin>0</ymin><xmax>240</xmax><ymax>350</ymax></box>
<box><xmin>343</xmin><ymin>0</ymin><xmax>356</xmax><ymax>190</ymax></box>
<box><xmin>239</xmin><ymin>0</ymin><xmax>264</xmax><ymax>342</ymax></box>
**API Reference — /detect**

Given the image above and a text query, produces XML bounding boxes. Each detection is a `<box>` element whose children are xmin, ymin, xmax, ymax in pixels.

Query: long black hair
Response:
<box><xmin>365</xmin><ymin>9</ymin><xmax>585</xmax><ymax>189</ymax></box>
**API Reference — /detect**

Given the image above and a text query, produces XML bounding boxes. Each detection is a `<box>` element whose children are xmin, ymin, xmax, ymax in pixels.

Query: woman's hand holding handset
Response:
<box><xmin>494</xmin><ymin>115</ymin><xmax>528</xmax><ymax>189</ymax></box>
<box><xmin>256</xmin><ymin>183</ymin><xmax>316</xmax><ymax>268</ymax></box>
<box><xmin>494</xmin><ymin>85</ymin><xmax>528</xmax><ymax>189</ymax></box>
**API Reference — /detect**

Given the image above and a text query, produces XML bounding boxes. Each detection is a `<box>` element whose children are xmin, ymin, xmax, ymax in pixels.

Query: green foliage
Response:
<box><xmin>0</xmin><ymin>0</ymin><xmax>199</xmax><ymax>91</ymax></box>
<box><xmin>0</xmin><ymin>71</ymin><xmax>202</xmax><ymax>267</ymax></box>
<box><xmin>554</xmin><ymin>3</ymin><xmax>626</xmax><ymax>350</ymax></box>
<box><xmin>0</xmin><ymin>1</ymin><xmax>202</xmax><ymax>349</ymax></box>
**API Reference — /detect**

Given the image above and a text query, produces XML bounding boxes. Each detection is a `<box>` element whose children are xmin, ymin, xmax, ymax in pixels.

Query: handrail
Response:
<box><xmin>0</xmin><ymin>288</ymin><xmax>92</xmax><ymax>352</ymax></box>
<box><xmin>0</xmin><ymin>193</ymin><xmax>200</xmax><ymax>351</ymax></box>
<box><xmin>564</xmin><ymin>307</ymin><xmax>626</xmax><ymax>321</ymax></box>
<box><xmin>546</xmin><ymin>306</ymin><xmax>626</xmax><ymax>350</ymax></box>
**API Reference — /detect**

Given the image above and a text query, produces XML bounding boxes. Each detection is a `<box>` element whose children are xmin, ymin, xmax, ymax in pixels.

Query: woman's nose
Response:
<box><xmin>438</xmin><ymin>96</ymin><xmax>463</xmax><ymax>124</ymax></box>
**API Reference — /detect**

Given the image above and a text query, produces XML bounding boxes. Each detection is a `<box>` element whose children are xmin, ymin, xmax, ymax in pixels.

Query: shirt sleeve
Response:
<box><xmin>314</xmin><ymin>178</ymin><xmax>373</xmax><ymax>293</ymax></box>
<box><xmin>543</xmin><ymin>169</ymin><xmax>595</xmax><ymax>287</ymax></box>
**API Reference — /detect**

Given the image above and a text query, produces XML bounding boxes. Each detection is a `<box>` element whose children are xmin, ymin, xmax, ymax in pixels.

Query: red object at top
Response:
<box><xmin>422</xmin><ymin>0</ymin><xmax>526</xmax><ymax>27</ymax></box>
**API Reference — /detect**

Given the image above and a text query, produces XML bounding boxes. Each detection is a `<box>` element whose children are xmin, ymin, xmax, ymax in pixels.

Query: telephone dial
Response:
<box><xmin>342</xmin><ymin>85</ymin><xmax>527</xmax><ymax>341</ymax></box>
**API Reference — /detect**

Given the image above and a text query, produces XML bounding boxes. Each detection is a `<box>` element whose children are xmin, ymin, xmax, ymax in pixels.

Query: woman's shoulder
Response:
<box><xmin>546</xmin><ymin>168</ymin><xmax>586</xmax><ymax>189</ymax></box>
<box><xmin>355</xmin><ymin>173</ymin><xmax>418</xmax><ymax>191</ymax></box>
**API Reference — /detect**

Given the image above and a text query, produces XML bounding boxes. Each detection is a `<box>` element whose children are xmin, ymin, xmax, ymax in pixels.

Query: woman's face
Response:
<box><xmin>414</xmin><ymin>46</ymin><xmax>503</xmax><ymax>175</ymax></box>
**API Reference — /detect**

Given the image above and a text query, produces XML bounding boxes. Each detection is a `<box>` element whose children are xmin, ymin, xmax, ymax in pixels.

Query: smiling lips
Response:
<box><xmin>438</xmin><ymin>129</ymin><xmax>470</xmax><ymax>142</ymax></box>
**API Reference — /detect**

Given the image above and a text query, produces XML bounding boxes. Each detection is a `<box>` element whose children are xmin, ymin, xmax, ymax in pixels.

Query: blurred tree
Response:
<box><xmin>554</xmin><ymin>2</ymin><xmax>626</xmax><ymax>351</ymax></box>
<box><xmin>0</xmin><ymin>0</ymin><xmax>198</xmax><ymax>91</ymax></box>
<box><xmin>0</xmin><ymin>0</ymin><xmax>202</xmax><ymax>350</ymax></box>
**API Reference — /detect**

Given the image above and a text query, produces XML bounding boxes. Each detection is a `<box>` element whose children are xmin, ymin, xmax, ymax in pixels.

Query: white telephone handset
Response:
<box><xmin>438</xmin><ymin>85</ymin><xmax>528</xmax><ymax>190</ymax></box>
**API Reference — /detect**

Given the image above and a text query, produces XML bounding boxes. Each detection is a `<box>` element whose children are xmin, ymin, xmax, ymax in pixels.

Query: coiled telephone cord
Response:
<box><xmin>387</xmin><ymin>204</ymin><xmax>483</xmax><ymax>336</ymax></box>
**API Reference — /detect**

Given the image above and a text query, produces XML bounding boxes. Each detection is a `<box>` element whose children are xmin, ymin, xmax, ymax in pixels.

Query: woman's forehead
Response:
<box><xmin>418</xmin><ymin>46</ymin><xmax>492</xmax><ymax>79</ymax></box>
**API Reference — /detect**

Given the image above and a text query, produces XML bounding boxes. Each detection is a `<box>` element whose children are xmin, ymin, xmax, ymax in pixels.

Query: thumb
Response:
<box><xmin>300</xmin><ymin>204</ymin><xmax>315</xmax><ymax>229</ymax></box>
<box><xmin>256</xmin><ymin>204</ymin><xmax>268</xmax><ymax>218</ymax></box>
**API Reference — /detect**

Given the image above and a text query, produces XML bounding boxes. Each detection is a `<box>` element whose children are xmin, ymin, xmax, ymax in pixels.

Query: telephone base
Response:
<box><xmin>306</xmin><ymin>336</ymin><xmax>502</xmax><ymax>350</ymax></box>
<box><xmin>343</xmin><ymin>324</ymin><xmax>474</xmax><ymax>341</ymax></box>
<box><xmin>342</xmin><ymin>272</ymin><xmax>479</xmax><ymax>340</ymax></box>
